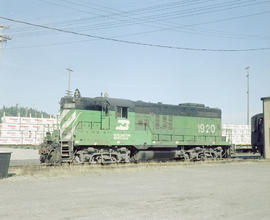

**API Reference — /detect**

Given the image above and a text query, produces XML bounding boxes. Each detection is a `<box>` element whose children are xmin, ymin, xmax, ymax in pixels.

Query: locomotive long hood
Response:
<box><xmin>60</xmin><ymin>95</ymin><xmax>221</xmax><ymax>119</ymax></box>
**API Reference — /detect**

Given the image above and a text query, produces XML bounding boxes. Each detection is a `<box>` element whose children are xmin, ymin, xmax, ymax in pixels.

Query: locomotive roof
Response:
<box><xmin>60</xmin><ymin>95</ymin><xmax>221</xmax><ymax>118</ymax></box>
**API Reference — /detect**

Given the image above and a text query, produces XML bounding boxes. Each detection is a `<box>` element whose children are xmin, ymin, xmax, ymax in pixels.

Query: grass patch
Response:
<box><xmin>7</xmin><ymin>159</ymin><xmax>270</xmax><ymax>179</ymax></box>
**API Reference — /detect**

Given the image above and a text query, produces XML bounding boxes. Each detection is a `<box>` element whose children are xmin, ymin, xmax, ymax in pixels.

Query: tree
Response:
<box><xmin>0</xmin><ymin>106</ymin><xmax>51</xmax><ymax>122</ymax></box>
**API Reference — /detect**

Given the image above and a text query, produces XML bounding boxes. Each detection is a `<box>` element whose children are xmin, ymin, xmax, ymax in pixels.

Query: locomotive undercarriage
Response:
<box><xmin>73</xmin><ymin>146</ymin><xmax>229</xmax><ymax>164</ymax></box>
<box><xmin>40</xmin><ymin>142</ymin><xmax>230</xmax><ymax>165</ymax></box>
<box><xmin>74</xmin><ymin>147</ymin><xmax>131</xmax><ymax>164</ymax></box>
<box><xmin>175</xmin><ymin>146</ymin><xmax>226</xmax><ymax>161</ymax></box>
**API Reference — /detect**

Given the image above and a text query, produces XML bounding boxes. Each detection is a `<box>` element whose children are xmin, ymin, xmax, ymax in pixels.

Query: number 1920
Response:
<box><xmin>198</xmin><ymin>124</ymin><xmax>216</xmax><ymax>134</ymax></box>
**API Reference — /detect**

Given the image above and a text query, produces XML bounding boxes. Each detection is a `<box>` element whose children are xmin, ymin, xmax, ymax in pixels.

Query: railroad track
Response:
<box><xmin>234</xmin><ymin>153</ymin><xmax>262</xmax><ymax>159</ymax></box>
<box><xmin>9</xmin><ymin>156</ymin><xmax>264</xmax><ymax>170</ymax></box>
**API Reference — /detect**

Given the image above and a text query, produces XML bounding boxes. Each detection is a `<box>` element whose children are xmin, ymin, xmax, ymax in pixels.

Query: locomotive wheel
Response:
<box><xmin>74</xmin><ymin>155</ymin><xmax>83</xmax><ymax>164</ymax></box>
<box><xmin>198</xmin><ymin>153</ymin><xmax>206</xmax><ymax>161</ymax></box>
<box><xmin>40</xmin><ymin>154</ymin><xmax>46</xmax><ymax>164</ymax></box>
<box><xmin>184</xmin><ymin>153</ymin><xmax>190</xmax><ymax>161</ymax></box>
<box><xmin>96</xmin><ymin>156</ymin><xmax>102</xmax><ymax>163</ymax></box>
<box><xmin>211</xmin><ymin>152</ymin><xmax>218</xmax><ymax>159</ymax></box>
<box><xmin>46</xmin><ymin>148</ymin><xmax>61</xmax><ymax>165</ymax></box>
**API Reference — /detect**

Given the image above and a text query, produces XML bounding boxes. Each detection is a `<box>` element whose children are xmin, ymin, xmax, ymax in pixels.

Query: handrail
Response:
<box><xmin>138</xmin><ymin>121</ymin><xmax>222</xmax><ymax>142</ymax></box>
<box><xmin>152</xmin><ymin>133</ymin><xmax>222</xmax><ymax>142</ymax></box>
<box><xmin>75</xmin><ymin>120</ymin><xmax>102</xmax><ymax>131</ymax></box>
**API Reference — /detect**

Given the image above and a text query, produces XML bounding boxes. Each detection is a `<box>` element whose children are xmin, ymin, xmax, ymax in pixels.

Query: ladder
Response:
<box><xmin>61</xmin><ymin>141</ymin><xmax>70</xmax><ymax>160</ymax></box>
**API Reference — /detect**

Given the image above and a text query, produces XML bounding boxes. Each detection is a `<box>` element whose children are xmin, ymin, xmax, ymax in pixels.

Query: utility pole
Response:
<box><xmin>245</xmin><ymin>66</ymin><xmax>250</xmax><ymax>125</ymax></box>
<box><xmin>66</xmin><ymin>68</ymin><xmax>73</xmax><ymax>96</ymax></box>
<box><xmin>0</xmin><ymin>25</ymin><xmax>11</xmax><ymax>61</ymax></box>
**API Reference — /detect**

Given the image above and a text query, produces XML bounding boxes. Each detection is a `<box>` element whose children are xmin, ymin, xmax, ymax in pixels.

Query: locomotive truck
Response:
<box><xmin>39</xmin><ymin>89</ymin><xmax>231</xmax><ymax>164</ymax></box>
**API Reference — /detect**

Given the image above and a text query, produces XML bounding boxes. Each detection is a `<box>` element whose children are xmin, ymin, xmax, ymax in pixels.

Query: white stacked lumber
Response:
<box><xmin>222</xmin><ymin>124</ymin><xmax>251</xmax><ymax>145</ymax></box>
<box><xmin>0</xmin><ymin>115</ymin><xmax>59</xmax><ymax>145</ymax></box>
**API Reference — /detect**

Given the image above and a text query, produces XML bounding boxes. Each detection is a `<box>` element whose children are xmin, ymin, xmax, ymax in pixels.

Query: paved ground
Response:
<box><xmin>0</xmin><ymin>147</ymin><xmax>40</xmax><ymax>166</ymax></box>
<box><xmin>0</xmin><ymin>161</ymin><xmax>270</xmax><ymax>220</ymax></box>
<box><xmin>0</xmin><ymin>147</ymin><xmax>39</xmax><ymax>160</ymax></box>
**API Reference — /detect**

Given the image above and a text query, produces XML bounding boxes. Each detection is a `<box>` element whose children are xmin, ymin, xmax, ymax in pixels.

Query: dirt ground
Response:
<box><xmin>0</xmin><ymin>161</ymin><xmax>270</xmax><ymax>220</ymax></box>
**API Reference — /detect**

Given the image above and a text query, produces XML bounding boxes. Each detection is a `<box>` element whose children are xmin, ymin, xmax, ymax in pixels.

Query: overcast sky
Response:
<box><xmin>0</xmin><ymin>0</ymin><xmax>269</xmax><ymax>123</ymax></box>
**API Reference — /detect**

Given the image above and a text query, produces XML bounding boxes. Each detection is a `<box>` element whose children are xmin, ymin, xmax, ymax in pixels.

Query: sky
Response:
<box><xmin>0</xmin><ymin>0</ymin><xmax>269</xmax><ymax>124</ymax></box>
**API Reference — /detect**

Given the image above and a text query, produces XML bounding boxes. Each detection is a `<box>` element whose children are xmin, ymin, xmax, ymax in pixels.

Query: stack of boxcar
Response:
<box><xmin>39</xmin><ymin>89</ymin><xmax>231</xmax><ymax>164</ymax></box>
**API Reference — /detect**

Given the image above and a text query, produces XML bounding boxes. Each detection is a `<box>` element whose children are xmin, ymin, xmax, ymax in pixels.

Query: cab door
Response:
<box><xmin>101</xmin><ymin>102</ymin><xmax>110</xmax><ymax>130</ymax></box>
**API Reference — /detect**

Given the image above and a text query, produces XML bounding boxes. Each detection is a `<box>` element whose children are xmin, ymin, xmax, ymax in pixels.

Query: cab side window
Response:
<box><xmin>116</xmin><ymin>106</ymin><xmax>128</xmax><ymax>118</ymax></box>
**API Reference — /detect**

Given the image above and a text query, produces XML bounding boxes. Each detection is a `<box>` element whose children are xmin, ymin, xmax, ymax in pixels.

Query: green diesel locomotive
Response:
<box><xmin>39</xmin><ymin>89</ymin><xmax>231</xmax><ymax>164</ymax></box>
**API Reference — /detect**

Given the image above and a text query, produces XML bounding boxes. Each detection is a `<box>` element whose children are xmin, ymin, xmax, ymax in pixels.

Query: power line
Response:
<box><xmin>58</xmin><ymin>0</ymin><xmax>270</xmax><ymax>41</ymax></box>
<box><xmin>0</xmin><ymin>16</ymin><xmax>270</xmax><ymax>52</ymax></box>
<box><xmin>7</xmin><ymin>0</ymin><xmax>213</xmax><ymax>35</ymax></box>
<box><xmin>54</xmin><ymin>0</ymin><xmax>265</xmax><ymax>27</ymax></box>
<box><xmin>9</xmin><ymin>0</ymin><xmax>264</xmax><ymax>34</ymax></box>
<box><xmin>118</xmin><ymin>10</ymin><xmax>270</xmax><ymax>41</ymax></box>
<box><xmin>7</xmin><ymin>0</ymin><xmax>270</xmax><ymax>42</ymax></box>
<box><xmin>58</xmin><ymin>0</ymin><xmax>268</xmax><ymax>31</ymax></box>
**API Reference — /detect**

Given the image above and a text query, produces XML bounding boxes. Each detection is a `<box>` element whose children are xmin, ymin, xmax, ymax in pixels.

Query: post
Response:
<box><xmin>0</xmin><ymin>27</ymin><xmax>2</xmax><ymax>61</ymax></box>
<box><xmin>0</xmin><ymin>25</ymin><xmax>11</xmax><ymax>61</ymax></box>
<box><xmin>245</xmin><ymin>66</ymin><xmax>250</xmax><ymax>125</ymax></box>
<box><xmin>66</xmin><ymin>68</ymin><xmax>73</xmax><ymax>96</ymax></box>
<box><xmin>261</xmin><ymin>97</ymin><xmax>270</xmax><ymax>159</ymax></box>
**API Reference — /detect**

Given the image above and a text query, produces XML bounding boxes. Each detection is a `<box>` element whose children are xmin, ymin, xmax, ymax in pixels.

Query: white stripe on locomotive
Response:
<box><xmin>59</xmin><ymin>109</ymin><xmax>70</xmax><ymax>122</ymax></box>
<box><xmin>60</xmin><ymin>112</ymin><xmax>76</xmax><ymax>137</ymax></box>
